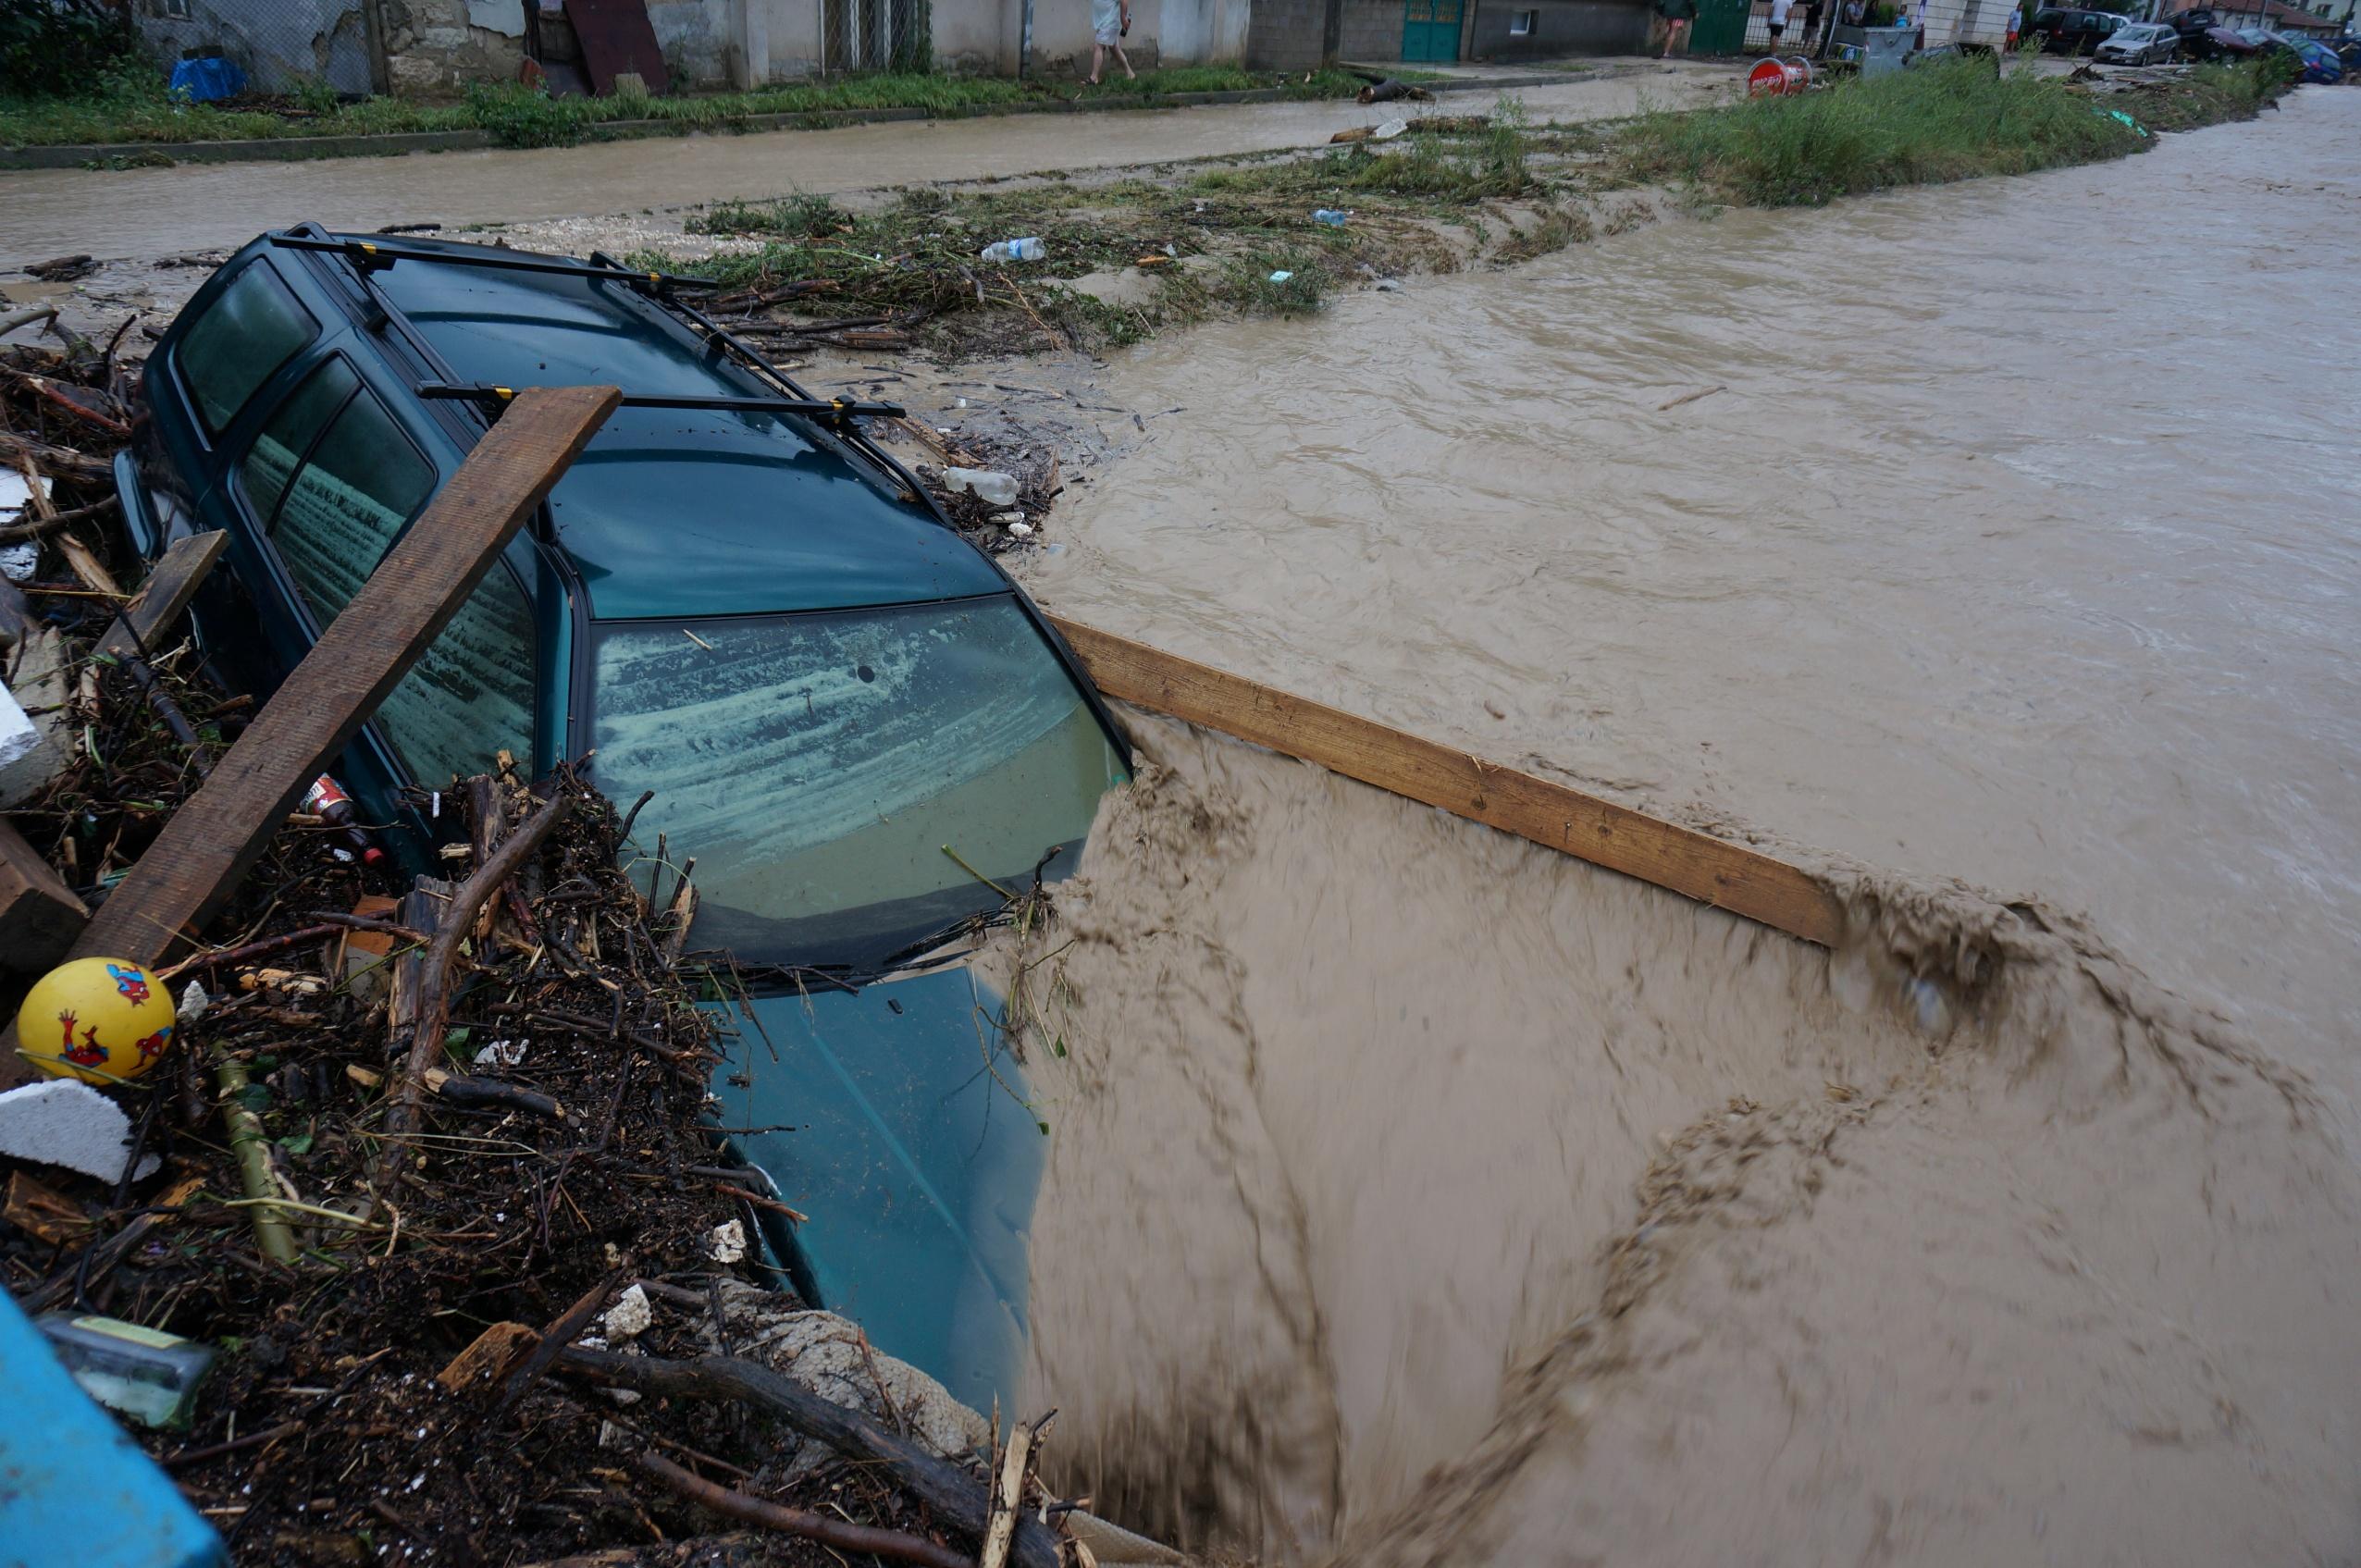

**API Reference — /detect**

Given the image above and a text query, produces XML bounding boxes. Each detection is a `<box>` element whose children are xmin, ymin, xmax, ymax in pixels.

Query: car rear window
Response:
<box><xmin>177</xmin><ymin>263</ymin><xmax>317</xmax><ymax>438</ymax></box>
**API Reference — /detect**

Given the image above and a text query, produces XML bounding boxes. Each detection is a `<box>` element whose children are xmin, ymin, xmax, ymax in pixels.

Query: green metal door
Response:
<box><xmin>1402</xmin><ymin>0</ymin><xmax>1464</xmax><ymax>61</ymax></box>
<box><xmin>1689</xmin><ymin>0</ymin><xmax>1750</xmax><ymax>51</ymax></box>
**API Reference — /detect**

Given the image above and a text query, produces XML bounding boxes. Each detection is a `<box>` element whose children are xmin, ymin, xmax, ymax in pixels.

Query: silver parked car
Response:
<box><xmin>2095</xmin><ymin>20</ymin><xmax>2182</xmax><ymax>61</ymax></box>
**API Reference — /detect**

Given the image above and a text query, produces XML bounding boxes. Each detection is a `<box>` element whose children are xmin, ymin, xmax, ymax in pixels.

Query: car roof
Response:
<box><xmin>353</xmin><ymin>234</ymin><xmax>1007</xmax><ymax>621</ymax></box>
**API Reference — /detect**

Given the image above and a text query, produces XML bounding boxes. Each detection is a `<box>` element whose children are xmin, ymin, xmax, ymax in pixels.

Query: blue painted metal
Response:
<box><xmin>0</xmin><ymin>1291</ymin><xmax>226</xmax><ymax>1568</ymax></box>
<box><xmin>715</xmin><ymin>969</ymin><xmax>1046</xmax><ymax>1414</ymax></box>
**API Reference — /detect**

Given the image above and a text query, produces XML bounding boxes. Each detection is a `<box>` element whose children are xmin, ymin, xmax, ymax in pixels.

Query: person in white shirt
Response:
<box><xmin>1769</xmin><ymin>0</ymin><xmax>1796</xmax><ymax>43</ymax></box>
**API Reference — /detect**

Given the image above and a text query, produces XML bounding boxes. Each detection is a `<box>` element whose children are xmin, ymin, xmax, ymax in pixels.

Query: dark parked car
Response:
<box><xmin>125</xmin><ymin>228</ymin><xmax>1133</xmax><ymax>1410</ymax></box>
<box><xmin>2165</xmin><ymin>6</ymin><xmax>2244</xmax><ymax>56</ymax></box>
<box><xmin>2030</xmin><ymin>6</ymin><xmax>2128</xmax><ymax>52</ymax></box>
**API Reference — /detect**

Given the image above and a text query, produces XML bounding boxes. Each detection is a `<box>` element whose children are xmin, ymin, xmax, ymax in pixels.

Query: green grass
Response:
<box><xmin>1623</xmin><ymin>56</ymin><xmax>2150</xmax><ymax>205</ymax></box>
<box><xmin>1621</xmin><ymin>54</ymin><xmax>2293</xmax><ymax>207</ymax></box>
<box><xmin>0</xmin><ymin>65</ymin><xmax>1399</xmax><ymax>152</ymax></box>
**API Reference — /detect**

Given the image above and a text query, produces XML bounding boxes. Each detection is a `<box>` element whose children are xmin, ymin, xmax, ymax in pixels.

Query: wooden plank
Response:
<box><xmin>1048</xmin><ymin>618</ymin><xmax>1848</xmax><ymax>949</ymax></box>
<box><xmin>95</xmin><ymin>529</ymin><xmax>230</xmax><ymax>662</ymax></box>
<box><xmin>0</xmin><ymin>815</ymin><xmax>86</xmax><ymax>970</ymax></box>
<box><xmin>68</xmin><ymin>386</ymin><xmax>620</xmax><ymax>967</ymax></box>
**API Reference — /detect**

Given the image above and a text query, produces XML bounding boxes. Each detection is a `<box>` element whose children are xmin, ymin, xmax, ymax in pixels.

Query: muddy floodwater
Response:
<box><xmin>993</xmin><ymin>92</ymin><xmax>2361</xmax><ymax>1564</ymax></box>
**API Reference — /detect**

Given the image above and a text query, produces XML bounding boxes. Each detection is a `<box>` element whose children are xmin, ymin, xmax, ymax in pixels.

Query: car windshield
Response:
<box><xmin>587</xmin><ymin>595</ymin><xmax>1126</xmax><ymax>972</ymax></box>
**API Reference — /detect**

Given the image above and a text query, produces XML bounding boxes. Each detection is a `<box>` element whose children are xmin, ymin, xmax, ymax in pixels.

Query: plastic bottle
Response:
<box><xmin>979</xmin><ymin>238</ymin><xmax>1046</xmax><ymax>263</ymax></box>
<box><xmin>944</xmin><ymin>467</ymin><xmax>1020</xmax><ymax>506</ymax></box>
<box><xmin>1312</xmin><ymin>208</ymin><xmax>1351</xmax><ymax>227</ymax></box>
<box><xmin>303</xmin><ymin>774</ymin><xmax>387</xmax><ymax>867</ymax></box>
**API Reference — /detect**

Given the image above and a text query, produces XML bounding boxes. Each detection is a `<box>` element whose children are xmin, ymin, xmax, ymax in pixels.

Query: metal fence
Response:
<box><xmin>822</xmin><ymin>0</ymin><xmax>933</xmax><ymax>74</ymax></box>
<box><xmin>133</xmin><ymin>0</ymin><xmax>378</xmax><ymax>96</ymax></box>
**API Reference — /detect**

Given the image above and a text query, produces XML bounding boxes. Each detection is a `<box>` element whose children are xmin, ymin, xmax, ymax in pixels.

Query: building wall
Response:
<box><xmin>134</xmin><ymin>0</ymin><xmax>376</xmax><ymax>93</ymax></box>
<box><xmin>1247</xmin><ymin>0</ymin><xmax>1332</xmax><ymax>67</ymax></box>
<box><xmin>1468</xmin><ymin>0</ymin><xmax>1650</xmax><ymax>55</ymax></box>
<box><xmin>379</xmin><ymin>0</ymin><xmax>528</xmax><ymax>93</ymax></box>
<box><xmin>1337</xmin><ymin>0</ymin><xmax>1400</xmax><ymax>58</ymax></box>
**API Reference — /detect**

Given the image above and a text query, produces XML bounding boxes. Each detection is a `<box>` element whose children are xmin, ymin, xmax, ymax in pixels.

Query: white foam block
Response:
<box><xmin>0</xmin><ymin>1080</ymin><xmax>162</xmax><ymax>1184</ymax></box>
<box><xmin>0</xmin><ymin>682</ymin><xmax>38</xmax><ymax>772</ymax></box>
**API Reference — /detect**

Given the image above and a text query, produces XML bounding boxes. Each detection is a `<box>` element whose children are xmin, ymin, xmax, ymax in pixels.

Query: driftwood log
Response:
<box><xmin>637</xmin><ymin>1451</ymin><xmax>972</xmax><ymax>1568</ymax></box>
<box><xmin>561</xmin><ymin>1347</ymin><xmax>1063</xmax><ymax>1568</ymax></box>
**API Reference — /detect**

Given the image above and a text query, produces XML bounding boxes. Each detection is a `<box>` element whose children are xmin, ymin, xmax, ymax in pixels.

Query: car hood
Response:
<box><xmin>710</xmin><ymin>968</ymin><xmax>1045</xmax><ymax>1414</ymax></box>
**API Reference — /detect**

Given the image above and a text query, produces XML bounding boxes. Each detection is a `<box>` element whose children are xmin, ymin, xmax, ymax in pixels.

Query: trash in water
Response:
<box><xmin>943</xmin><ymin>467</ymin><xmax>1020</xmax><ymax>506</ymax></box>
<box><xmin>34</xmin><ymin>1313</ymin><xmax>216</xmax><ymax>1430</ymax></box>
<box><xmin>979</xmin><ymin>238</ymin><xmax>1046</xmax><ymax>263</ymax></box>
<box><xmin>1374</xmin><ymin>278</ymin><xmax>1404</xmax><ymax>292</ymax></box>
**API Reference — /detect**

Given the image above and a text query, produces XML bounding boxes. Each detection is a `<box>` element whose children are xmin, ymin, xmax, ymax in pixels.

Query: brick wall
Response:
<box><xmin>1336</xmin><ymin>0</ymin><xmax>1398</xmax><ymax>59</ymax></box>
<box><xmin>1246</xmin><ymin>0</ymin><xmax>1333</xmax><ymax>68</ymax></box>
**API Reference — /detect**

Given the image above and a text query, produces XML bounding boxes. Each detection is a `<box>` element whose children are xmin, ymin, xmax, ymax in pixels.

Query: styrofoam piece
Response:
<box><xmin>0</xmin><ymin>1080</ymin><xmax>163</xmax><ymax>1183</ymax></box>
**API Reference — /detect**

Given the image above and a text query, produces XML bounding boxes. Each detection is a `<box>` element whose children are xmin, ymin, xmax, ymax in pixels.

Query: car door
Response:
<box><xmin>225</xmin><ymin>352</ymin><xmax>545</xmax><ymax>833</ymax></box>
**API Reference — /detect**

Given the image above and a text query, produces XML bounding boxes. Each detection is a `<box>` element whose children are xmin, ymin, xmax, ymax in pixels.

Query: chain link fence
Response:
<box><xmin>822</xmin><ymin>0</ymin><xmax>933</xmax><ymax>74</ymax></box>
<box><xmin>132</xmin><ymin>0</ymin><xmax>377</xmax><ymax>96</ymax></box>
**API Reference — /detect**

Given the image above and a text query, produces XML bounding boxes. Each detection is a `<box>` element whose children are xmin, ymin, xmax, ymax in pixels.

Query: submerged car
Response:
<box><xmin>123</xmin><ymin>228</ymin><xmax>1131</xmax><ymax>1409</ymax></box>
<box><xmin>2293</xmin><ymin>37</ymin><xmax>2344</xmax><ymax>78</ymax></box>
<box><xmin>2095</xmin><ymin>19</ymin><xmax>2181</xmax><ymax>60</ymax></box>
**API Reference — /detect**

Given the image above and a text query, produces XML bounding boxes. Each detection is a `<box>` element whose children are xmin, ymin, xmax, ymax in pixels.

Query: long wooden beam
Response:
<box><xmin>1049</xmin><ymin>617</ymin><xmax>1848</xmax><ymax>949</ymax></box>
<box><xmin>68</xmin><ymin>385</ymin><xmax>620</xmax><ymax>967</ymax></box>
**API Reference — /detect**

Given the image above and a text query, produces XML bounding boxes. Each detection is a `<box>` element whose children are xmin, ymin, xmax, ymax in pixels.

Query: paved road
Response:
<box><xmin>0</xmin><ymin>63</ymin><xmax>1725</xmax><ymax>263</ymax></box>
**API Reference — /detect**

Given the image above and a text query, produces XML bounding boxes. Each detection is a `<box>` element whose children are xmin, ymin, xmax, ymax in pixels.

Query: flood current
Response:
<box><xmin>993</xmin><ymin>91</ymin><xmax>2361</xmax><ymax>1565</ymax></box>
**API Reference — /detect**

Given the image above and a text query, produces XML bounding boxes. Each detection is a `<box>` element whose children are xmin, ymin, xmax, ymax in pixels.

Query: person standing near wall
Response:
<box><xmin>1089</xmin><ymin>0</ymin><xmax>1136</xmax><ymax>83</ymax></box>
<box><xmin>1657</xmin><ymin>0</ymin><xmax>1698</xmax><ymax>54</ymax></box>
<box><xmin>1768</xmin><ymin>0</ymin><xmax>1796</xmax><ymax>45</ymax></box>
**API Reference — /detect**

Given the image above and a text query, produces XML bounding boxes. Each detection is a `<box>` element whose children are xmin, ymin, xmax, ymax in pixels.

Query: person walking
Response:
<box><xmin>1768</xmin><ymin>0</ymin><xmax>1796</xmax><ymax>45</ymax></box>
<box><xmin>1657</xmin><ymin>0</ymin><xmax>1698</xmax><ymax>54</ymax></box>
<box><xmin>1089</xmin><ymin>0</ymin><xmax>1136</xmax><ymax>84</ymax></box>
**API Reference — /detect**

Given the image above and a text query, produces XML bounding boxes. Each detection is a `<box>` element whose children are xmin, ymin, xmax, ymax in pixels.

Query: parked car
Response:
<box><xmin>2095</xmin><ymin>19</ymin><xmax>2182</xmax><ymax>60</ymax></box>
<box><xmin>2191</xmin><ymin>21</ymin><xmax>2257</xmax><ymax>54</ymax></box>
<box><xmin>2292</xmin><ymin>37</ymin><xmax>2345</xmax><ymax>78</ymax></box>
<box><xmin>2030</xmin><ymin>6</ymin><xmax>2129</xmax><ymax>52</ymax></box>
<box><xmin>124</xmin><ymin>228</ymin><xmax>1133</xmax><ymax>1411</ymax></box>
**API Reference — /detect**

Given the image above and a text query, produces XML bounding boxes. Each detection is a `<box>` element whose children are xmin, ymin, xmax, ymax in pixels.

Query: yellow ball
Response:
<box><xmin>16</xmin><ymin>957</ymin><xmax>180</xmax><ymax>1085</ymax></box>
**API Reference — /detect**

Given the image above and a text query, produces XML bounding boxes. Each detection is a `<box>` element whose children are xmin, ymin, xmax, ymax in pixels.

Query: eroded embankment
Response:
<box><xmin>982</xmin><ymin>713</ymin><xmax>2361</xmax><ymax>1566</ymax></box>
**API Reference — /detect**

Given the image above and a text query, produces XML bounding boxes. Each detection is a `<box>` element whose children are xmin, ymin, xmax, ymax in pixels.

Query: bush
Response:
<box><xmin>1625</xmin><ymin>55</ymin><xmax>2145</xmax><ymax>205</ymax></box>
<box><xmin>463</xmin><ymin>81</ymin><xmax>595</xmax><ymax>148</ymax></box>
<box><xmin>0</xmin><ymin>0</ymin><xmax>133</xmax><ymax>97</ymax></box>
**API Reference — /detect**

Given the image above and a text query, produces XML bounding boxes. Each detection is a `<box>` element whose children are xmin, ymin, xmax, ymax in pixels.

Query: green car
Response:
<box><xmin>121</xmin><ymin>226</ymin><xmax>1131</xmax><ymax>1409</ymax></box>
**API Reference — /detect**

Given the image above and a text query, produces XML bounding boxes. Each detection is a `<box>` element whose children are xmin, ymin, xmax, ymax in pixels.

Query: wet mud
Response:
<box><xmin>992</xmin><ymin>90</ymin><xmax>2361</xmax><ymax>1565</ymax></box>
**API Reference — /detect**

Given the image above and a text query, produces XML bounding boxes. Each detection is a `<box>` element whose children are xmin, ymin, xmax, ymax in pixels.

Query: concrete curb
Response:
<box><xmin>0</xmin><ymin>71</ymin><xmax>1587</xmax><ymax>173</ymax></box>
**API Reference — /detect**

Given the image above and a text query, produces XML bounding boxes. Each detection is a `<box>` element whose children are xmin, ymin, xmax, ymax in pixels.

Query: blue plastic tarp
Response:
<box><xmin>0</xmin><ymin>1291</ymin><xmax>225</xmax><ymax>1568</ymax></box>
<box><xmin>167</xmin><ymin>57</ymin><xmax>246</xmax><ymax>104</ymax></box>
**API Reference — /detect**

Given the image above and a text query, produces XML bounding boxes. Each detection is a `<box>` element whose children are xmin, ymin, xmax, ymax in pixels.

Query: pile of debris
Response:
<box><xmin>0</xmin><ymin>320</ymin><xmax>1098</xmax><ymax>1568</ymax></box>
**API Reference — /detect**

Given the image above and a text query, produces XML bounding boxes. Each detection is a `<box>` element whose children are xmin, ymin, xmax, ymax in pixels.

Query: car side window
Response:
<box><xmin>254</xmin><ymin>364</ymin><xmax>536</xmax><ymax>784</ymax></box>
<box><xmin>371</xmin><ymin>565</ymin><xmax>538</xmax><ymax>788</ymax></box>
<box><xmin>177</xmin><ymin>263</ymin><xmax>317</xmax><ymax>438</ymax></box>
<box><xmin>267</xmin><ymin>376</ymin><xmax>438</xmax><ymax>625</ymax></box>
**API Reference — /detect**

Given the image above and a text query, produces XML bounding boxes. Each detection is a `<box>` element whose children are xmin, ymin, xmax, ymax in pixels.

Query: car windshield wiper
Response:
<box><xmin>417</xmin><ymin>381</ymin><xmax>907</xmax><ymax>426</ymax></box>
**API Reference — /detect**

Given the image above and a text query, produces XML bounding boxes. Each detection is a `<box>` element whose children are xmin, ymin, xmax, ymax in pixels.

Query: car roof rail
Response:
<box><xmin>266</xmin><ymin>229</ymin><xmax>721</xmax><ymax>293</ymax></box>
<box><xmin>418</xmin><ymin>380</ymin><xmax>907</xmax><ymax>427</ymax></box>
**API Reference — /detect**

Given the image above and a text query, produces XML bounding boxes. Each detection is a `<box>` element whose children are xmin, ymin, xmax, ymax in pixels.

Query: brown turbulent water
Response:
<box><xmin>987</xmin><ymin>93</ymin><xmax>2361</xmax><ymax>1565</ymax></box>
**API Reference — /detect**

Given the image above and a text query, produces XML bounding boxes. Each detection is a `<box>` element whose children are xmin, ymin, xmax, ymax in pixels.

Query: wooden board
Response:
<box><xmin>0</xmin><ymin>815</ymin><xmax>85</xmax><ymax>971</ymax></box>
<box><xmin>1049</xmin><ymin>618</ymin><xmax>1848</xmax><ymax>949</ymax></box>
<box><xmin>68</xmin><ymin>386</ymin><xmax>620</xmax><ymax>968</ymax></box>
<box><xmin>564</xmin><ymin>0</ymin><xmax>671</xmax><ymax>95</ymax></box>
<box><xmin>95</xmin><ymin>530</ymin><xmax>229</xmax><ymax>663</ymax></box>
